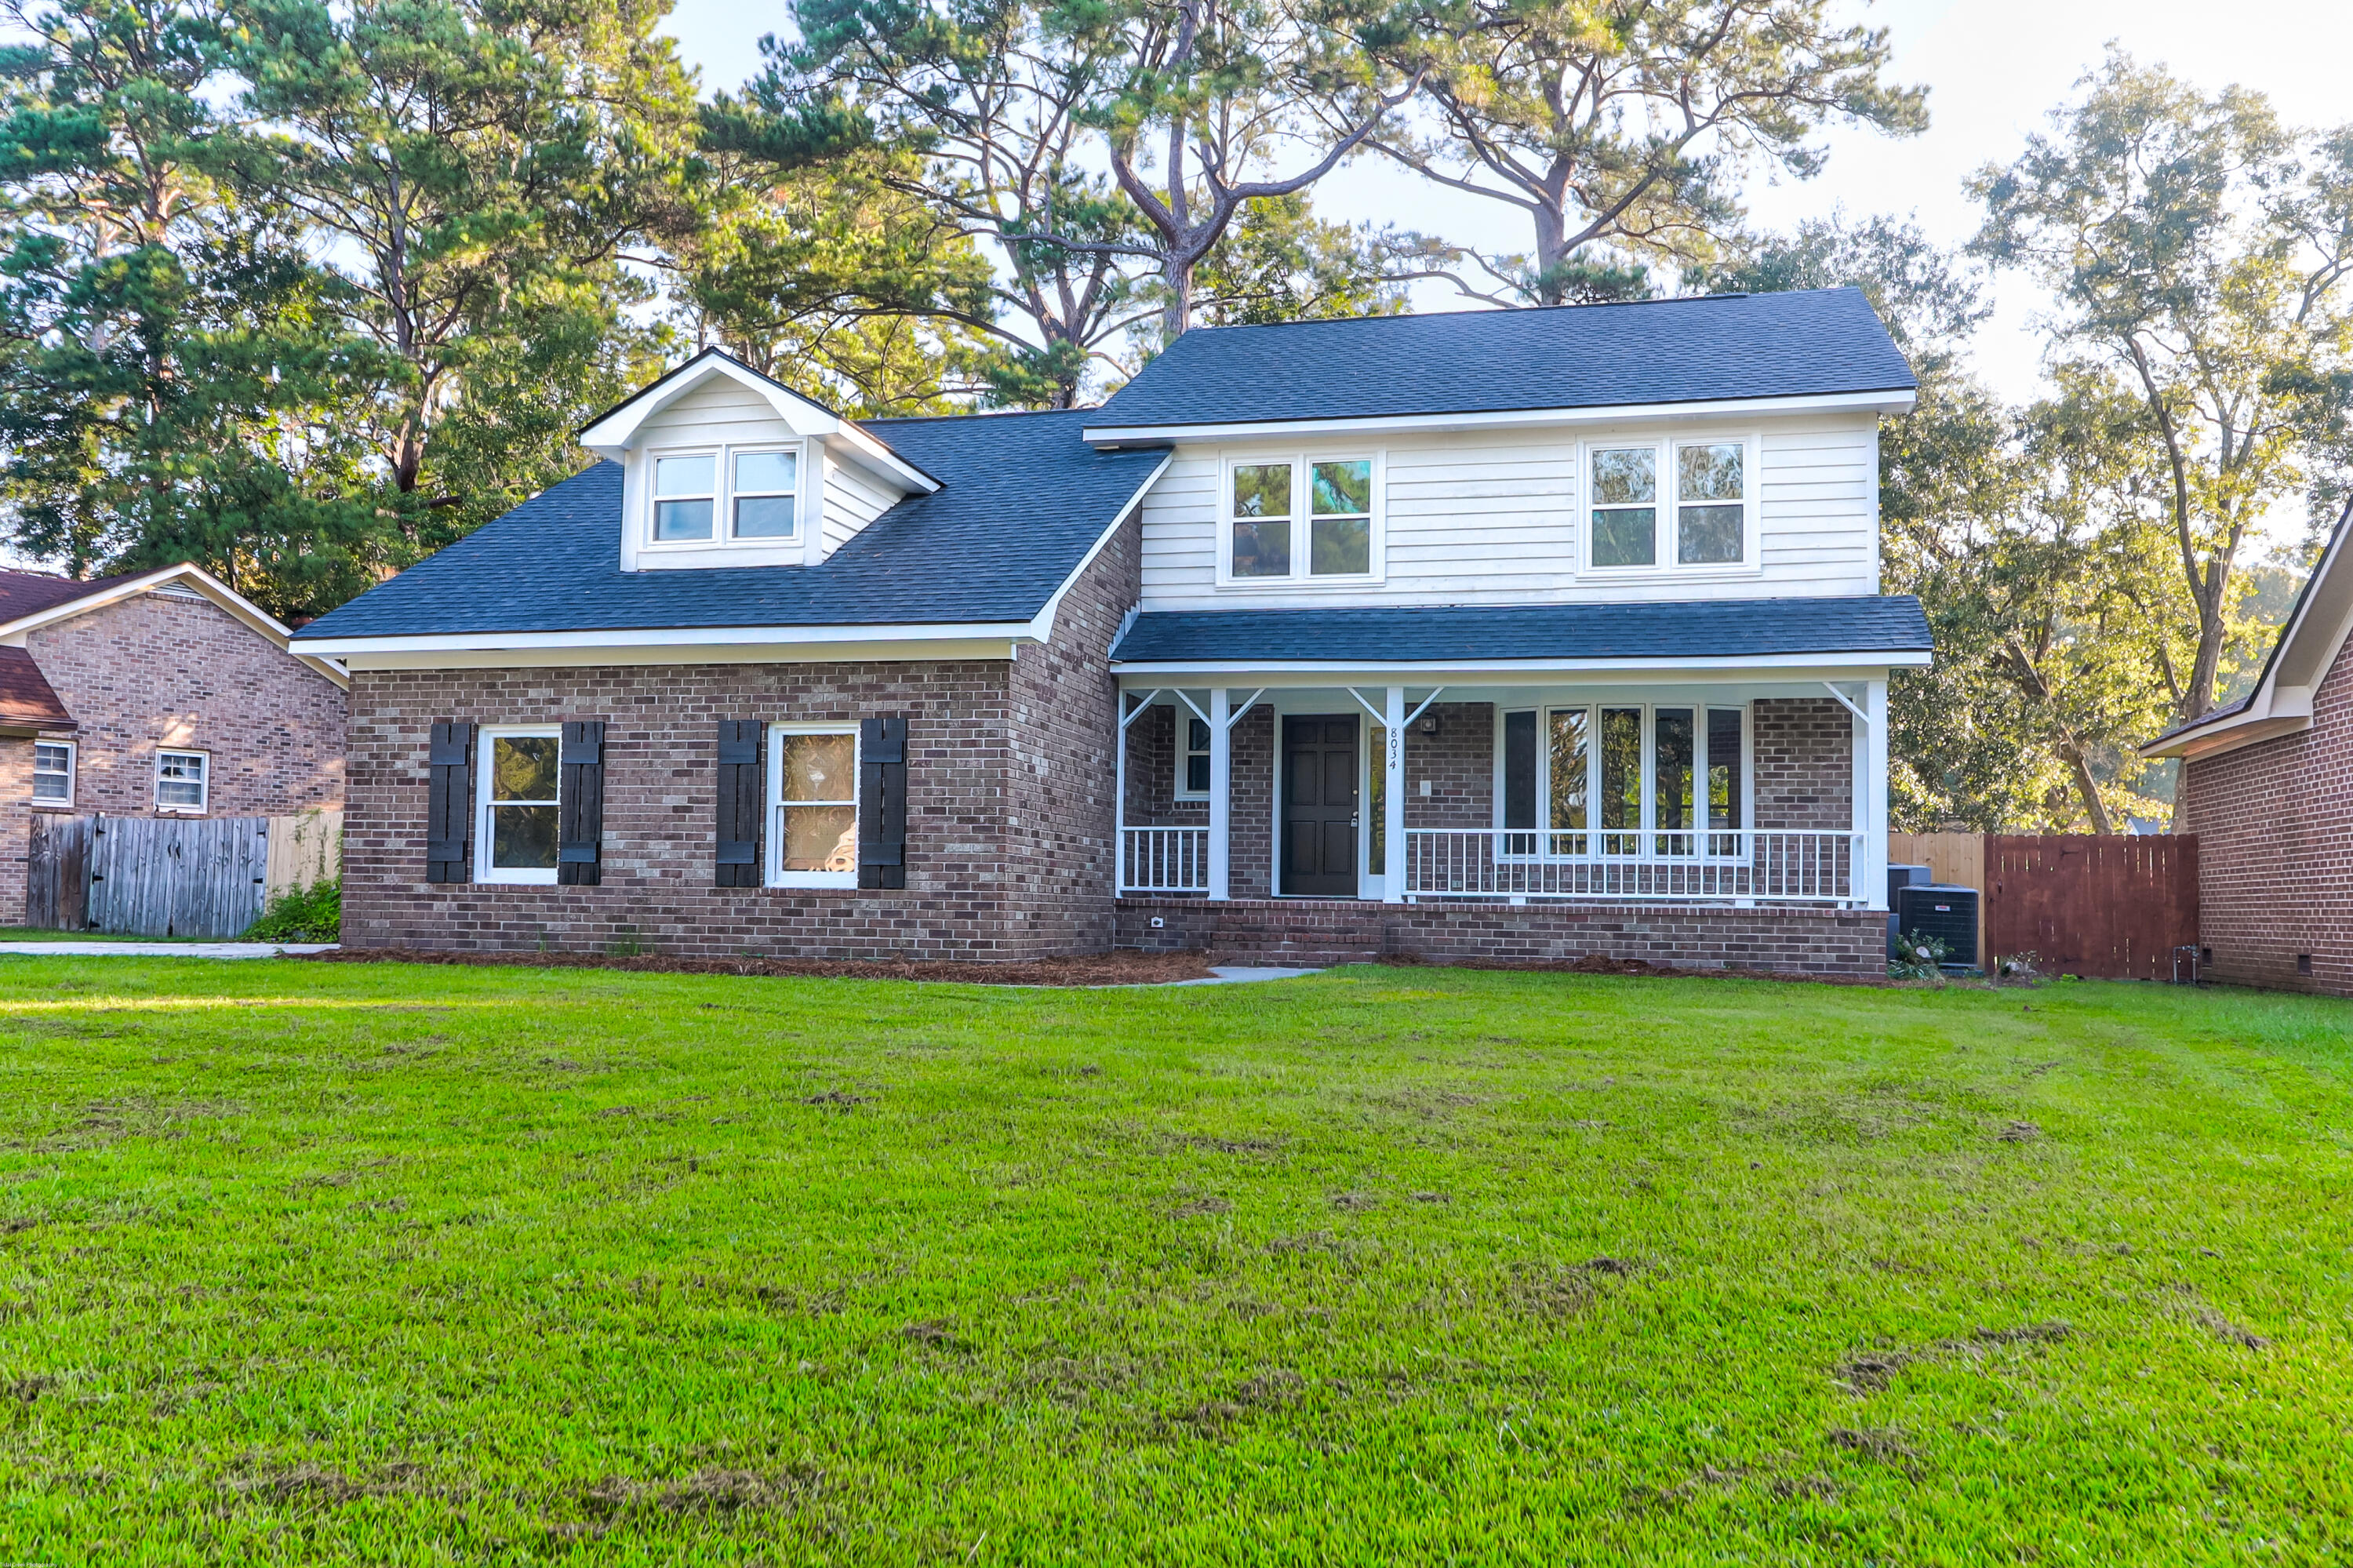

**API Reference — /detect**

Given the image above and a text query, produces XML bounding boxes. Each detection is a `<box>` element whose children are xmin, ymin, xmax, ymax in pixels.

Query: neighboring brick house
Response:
<box><xmin>293</xmin><ymin>293</ymin><xmax>1930</xmax><ymax>971</ymax></box>
<box><xmin>0</xmin><ymin>563</ymin><xmax>350</xmax><ymax>924</ymax></box>
<box><xmin>2144</xmin><ymin>509</ymin><xmax>2353</xmax><ymax>995</ymax></box>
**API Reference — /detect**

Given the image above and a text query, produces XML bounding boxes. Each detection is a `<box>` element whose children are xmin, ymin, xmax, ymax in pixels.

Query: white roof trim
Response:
<box><xmin>578</xmin><ymin>350</ymin><xmax>939</xmax><ymax>496</ymax></box>
<box><xmin>1109</xmin><ymin>650</ymin><xmax>1931</xmax><ymax>679</ymax></box>
<box><xmin>1081</xmin><ymin>387</ymin><xmax>1917</xmax><ymax>446</ymax></box>
<box><xmin>2140</xmin><ymin>504</ymin><xmax>2353</xmax><ymax>761</ymax></box>
<box><xmin>293</xmin><ymin>618</ymin><xmax>1042</xmax><ymax>659</ymax></box>
<box><xmin>0</xmin><ymin>562</ymin><xmax>348</xmax><ymax>688</ymax></box>
<box><xmin>1027</xmin><ymin>452</ymin><xmax>1173</xmax><ymax>643</ymax></box>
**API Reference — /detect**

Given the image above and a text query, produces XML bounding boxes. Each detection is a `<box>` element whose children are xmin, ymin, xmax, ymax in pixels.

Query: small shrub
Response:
<box><xmin>1888</xmin><ymin>930</ymin><xmax>1949</xmax><ymax>981</ymax></box>
<box><xmin>245</xmin><ymin>879</ymin><xmax>340</xmax><ymax>942</ymax></box>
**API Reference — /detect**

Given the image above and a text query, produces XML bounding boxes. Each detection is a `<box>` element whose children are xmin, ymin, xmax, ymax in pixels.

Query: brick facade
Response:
<box><xmin>1115</xmin><ymin>896</ymin><xmax>1885</xmax><ymax>974</ymax></box>
<box><xmin>341</xmin><ymin>522</ymin><xmax>1139</xmax><ymax>961</ymax></box>
<box><xmin>2176</xmin><ymin>631</ymin><xmax>2353</xmax><ymax>997</ymax></box>
<box><xmin>0</xmin><ymin>587</ymin><xmax>347</xmax><ymax>925</ymax></box>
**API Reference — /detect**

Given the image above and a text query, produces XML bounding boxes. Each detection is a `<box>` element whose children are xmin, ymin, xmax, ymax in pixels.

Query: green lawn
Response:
<box><xmin>0</xmin><ymin>959</ymin><xmax>2347</xmax><ymax>1565</ymax></box>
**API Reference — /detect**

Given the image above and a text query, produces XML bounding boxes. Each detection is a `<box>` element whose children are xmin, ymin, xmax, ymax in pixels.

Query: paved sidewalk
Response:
<box><xmin>0</xmin><ymin>942</ymin><xmax>339</xmax><ymax>959</ymax></box>
<box><xmin>1166</xmin><ymin>966</ymin><xmax>1323</xmax><ymax>987</ymax></box>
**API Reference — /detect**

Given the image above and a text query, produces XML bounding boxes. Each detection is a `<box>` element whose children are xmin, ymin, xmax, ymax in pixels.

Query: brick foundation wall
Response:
<box><xmin>2177</xmin><ymin>637</ymin><xmax>2353</xmax><ymax>997</ymax></box>
<box><xmin>1116</xmin><ymin>896</ymin><xmax>1883</xmax><ymax>974</ymax></box>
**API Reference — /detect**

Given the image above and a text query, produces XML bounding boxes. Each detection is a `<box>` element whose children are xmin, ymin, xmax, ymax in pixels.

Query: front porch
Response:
<box><xmin>1113</xmin><ymin>680</ymin><xmax>1890</xmax><ymax>912</ymax></box>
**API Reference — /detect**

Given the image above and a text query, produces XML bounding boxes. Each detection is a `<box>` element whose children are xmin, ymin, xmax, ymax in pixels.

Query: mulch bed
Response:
<box><xmin>292</xmin><ymin>947</ymin><xmax>1220</xmax><ymax>987</ymax></box>
<box><xmin>293</xmin><ymin>945</ymin><xmax>1933</xmax><ymax>988</ymax></box>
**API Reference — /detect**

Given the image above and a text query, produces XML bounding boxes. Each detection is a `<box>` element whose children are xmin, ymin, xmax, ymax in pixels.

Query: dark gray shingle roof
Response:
<box><xmin>1088</xmin><ymin>288</ymin><xmax>1915</xmax><ymax>431</ymax></box>
<box><xmin>1110</xmin><ymin>597</ymin><xmax>1933</xmax><ymax>664</ymax></box>
<box><xmin>293</xmin><ymin>410</ymin><xmax>1167</xmax><ymax>641</ymax></box>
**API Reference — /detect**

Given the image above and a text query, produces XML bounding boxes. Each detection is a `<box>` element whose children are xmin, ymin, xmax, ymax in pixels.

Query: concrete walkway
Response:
<box><xmin>1162</xmin><ymin>966</ymin><xmax>1322</xmax><ymax>987</ymax></box>
<box><xmin>0</xmin><ymin>941</ymin><xmax>339</xmax><ymax>959</ymax></box>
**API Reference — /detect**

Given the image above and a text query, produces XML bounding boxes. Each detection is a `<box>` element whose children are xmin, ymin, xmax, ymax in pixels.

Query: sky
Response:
<box><xmin>658</xmin><ymin>0</ymin><xmax>2353</xmax><ymax>409</ymax></box>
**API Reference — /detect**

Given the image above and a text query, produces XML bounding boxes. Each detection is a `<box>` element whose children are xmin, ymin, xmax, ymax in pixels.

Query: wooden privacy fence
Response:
<box><xmin>26</xmin><ymin>809</ymin><xmax>343</xmax><ymax>940</ymax></box>
<box><xmin>1888</xmin><ymin>831</ymin><xmax>2198</xmax><ymax>981</ymax></box>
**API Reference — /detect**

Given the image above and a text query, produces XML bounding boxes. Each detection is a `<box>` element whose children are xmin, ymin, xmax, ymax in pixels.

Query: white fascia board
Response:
<box><xmin>0</xmin><ymin>562</ymin><xmax>350</xmax><ymax>688</ymax></box>
<box><xmin>1025</xmin><ymin>452</ymin><xmax>1174</xmax><ymax>643</ymax></box>
<box><xmin>1082</xmin><ymin>387</ymin><xmax>1917</xmax><ymax>446</ymax></box>
<box><xmin>824</xmin><ymin>425</ymin><xmax>940</xmax><ymax>496</ymax></box>
<box><xmin>294</xmin><ymin>619</ymin><xmax>1040</xmax><ymax>660</ymax></box>
<box><xmin>336</xmin><ymin>636</ymin><xmax>1024</xmax><ymax>671</ymax></box>
<box><xmin>1109</xmin><ymin>650</ymin><xmax>1931</xmax><ymax>683</ymax></box>
<box><xmin>581</xmin><ymin>353</ymin><xmax>845</xmax><ymax>453</ymax></box>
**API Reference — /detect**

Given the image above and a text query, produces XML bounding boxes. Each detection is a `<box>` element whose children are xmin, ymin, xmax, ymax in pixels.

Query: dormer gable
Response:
<box><xmin>580</xmin><ymin>349</ymin><xmax>940</xmax><ymax>573</ymax></box>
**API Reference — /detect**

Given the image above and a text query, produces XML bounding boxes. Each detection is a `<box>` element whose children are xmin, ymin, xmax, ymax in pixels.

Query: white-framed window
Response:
<box><xmin>155</xmin><ymin>749</ymin><xmax>208</xmax><ymax>813</ymax></box>
<box><xmin>1497</xmin><ymin>704</ymin><xmax>1747</xmax><ymax>858</ymax></box>
<box><xmin>646</xmin><ymin>442</ymin><xmax>803</xmax><ymax>549</ymax></box>
<box><xmin>1582</xmin><ymin>437</ymin><xmax>1757</xmax><ymax>573</ymax></box>
<box><xmin>32</xmin><ymin>740</ymin><xmax>74</xmax><ymax>806</ymax></box>
<box><xmin>476</xmin><ymin>726</ymin><xmax>562</xmax><ymax>884</ymax></box>
<box><xmin>1220</xmin><ymin>454</ymin><xmax>1380</xmax><ymax>584</ymax></box>
<box><xmin>1176</xmin><ymin>713</ymin><xmax>1211</xmax><ymax>800</ymax></box>
<box><xmin>768</xmin><ymin>723</ymin><xmax>859</xmax><ymax>888</ymax></box>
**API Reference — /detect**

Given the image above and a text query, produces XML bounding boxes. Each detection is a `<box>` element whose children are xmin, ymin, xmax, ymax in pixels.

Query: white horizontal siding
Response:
<box><xmin>635</xmin><ymin>380</ymin><xmax>795</xmax><ymax>446</ymax></box>
<box><xmin>822</xmin><ymin>457</ymin><xmax>897</xmax><ymax>556</ymax></box>
<box><xmin>1137</xmin><ymin>413</ymin><xmax>1881</xmax><ymax>610</ymax></box>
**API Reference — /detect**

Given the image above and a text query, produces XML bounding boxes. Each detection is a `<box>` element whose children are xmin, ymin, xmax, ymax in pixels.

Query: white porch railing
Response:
<box><xmin>1401</xmin><ymin>828</ymin><xmax>1860</xmax><ymax>904</ymax></box>
<box><xmin>1121</xmin><ymin>826</ymin><xmax>1211</xmax><ymax>893</ymax></box>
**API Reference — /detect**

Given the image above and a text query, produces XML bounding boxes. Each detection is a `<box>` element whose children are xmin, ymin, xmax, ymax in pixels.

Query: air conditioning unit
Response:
<box><xmin>1887</xmin><ymin>864</ymin><xmax>1932</xmax><ymax>958</ymax></box>
<box><xmin>1896</xmin><ymin>883</ymin><xmax>1980</xmax><ymax>970</ymax></box>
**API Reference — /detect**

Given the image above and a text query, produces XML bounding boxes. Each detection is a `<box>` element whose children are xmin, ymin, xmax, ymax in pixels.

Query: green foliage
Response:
<box><xmin>242</xmin><ymin>877</ymin><xmax>339</xmax><ymax>941</ymax></box>
<box><xmin>1888</xmin><ymin>927</ymin><xmax>1949</xmax><ymax>980</ymax></box>
<box><xmin>0</xmin><ymin>960</ymin><xmax>2346</xmax><ymax>1555</ymax></box>
<box><xmin>1364</xmin><ymin>0</ymin><xmax>1929</xmax><ymax>304</ymax></box>
<box><xmin>1970</xmin><ymin>50</ymin><xmax>2353</xmax><ymax>725</ymax></box>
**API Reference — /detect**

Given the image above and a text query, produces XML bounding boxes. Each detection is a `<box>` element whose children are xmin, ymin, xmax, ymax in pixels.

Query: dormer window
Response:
<box><xmin>653</xmin><ymin>454</ymin><xmax>717</xmax><ymax>540</ymax></box>
<box><xmin>644</xmin><ymin>442</ymin><xmax>806</xmax><ymax>550</ymax></box>
<box><xmin>731</xmin><ymin>449</ymin><xmax>798</xmax><ymax>538</ymax></box>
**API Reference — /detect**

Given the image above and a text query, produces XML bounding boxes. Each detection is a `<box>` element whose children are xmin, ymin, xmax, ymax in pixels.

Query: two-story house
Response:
<box><xmin>291</xmin><ymin>289</ymin><xmax>1929</xmax><ymax>972</ymax></box>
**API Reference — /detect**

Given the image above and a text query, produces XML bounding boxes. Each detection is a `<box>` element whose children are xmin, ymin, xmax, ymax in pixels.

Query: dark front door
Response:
<box><xmin>1282</xmin><ymin>715</ymin><xmax>1359</xmax><ymax>897</ymax></box>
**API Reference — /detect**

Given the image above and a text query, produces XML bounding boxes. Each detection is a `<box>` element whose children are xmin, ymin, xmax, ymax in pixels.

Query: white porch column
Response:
<box><xmin>1208</xmin><ymin>687</ymin><xmax>1231</xmax><ymax>901</ymax></box>
<box><xmin>1863</xmin><ymin>678</ymin><xmax>1889</xmax><ymax>909</ymax></box>
<box><xmin>1384</xmin><ymin>686</ymin><xmax>1406</xmax><ymax>904</ymax></box>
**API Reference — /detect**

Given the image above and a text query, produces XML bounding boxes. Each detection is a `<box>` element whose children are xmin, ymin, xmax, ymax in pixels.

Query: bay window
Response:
<box><xmin>1499</xmin><ymin>704</ymin><xmax>1747</xmax><ymax>858</ymax></box>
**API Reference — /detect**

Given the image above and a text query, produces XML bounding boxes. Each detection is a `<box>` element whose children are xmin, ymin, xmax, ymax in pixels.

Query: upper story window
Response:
<box><xmin>646</xmin><ymin>443</ymin><xmax>802</xmax><ymax>549</ymax></box>
<box><xmin>1585</xmin><ymin>438</ymin><xmax>1755</xmax><ymax>573</ymax></box>
<box><xmin>156</xmin><ymin>749</ymin><xmax>207</xmax><ymax>813</ymax></box>
<box><xmin>33</xmin><ymin>741</ymin><xmax>73</xmax><ymax>806</ymax></box>
<box><xmin>1223</xmin><ymin>456</ymin><xmax>1379</xmax><ymax>584</ymax></box>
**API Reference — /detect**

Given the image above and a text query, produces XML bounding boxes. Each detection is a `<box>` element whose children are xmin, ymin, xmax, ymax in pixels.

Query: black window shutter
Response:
<box><xmin>557</xmin><ymin>720</ymin><xmax>605</xmax><ymax>886</ymax></box>
<box><xmin>426</xmin><ymin>721</ymin><xmax>475</xmax><ymax>883</ymax></box>
<box><xmin>858</xmin><ymin>715</ymin><xmax>907</xmax><ymax>890</ymax></box>
<box><xmin>715</xmin><ymin>719</ymin><xmax>763</xmax><ymax>887</ymax></box>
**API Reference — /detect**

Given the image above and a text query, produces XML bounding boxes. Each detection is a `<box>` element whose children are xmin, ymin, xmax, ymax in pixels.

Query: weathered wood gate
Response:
<box><xmin>27</xmin><ymin>814</ymin><xmax>273</xmax><ymax>938</ymax></box>
<box><xmin>1982</xmin><ymin>835</ymin><xmax>2198</xmax><ymax>981</ymax></box>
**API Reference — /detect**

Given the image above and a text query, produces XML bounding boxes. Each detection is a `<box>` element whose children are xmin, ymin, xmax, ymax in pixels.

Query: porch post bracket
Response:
<box><xmin>1821</xmin><ymin>681</ymin><xmax>1869</xmax><ymax>724</ymax></box>
<box><xmin>1118</xmin><ymin>688</ymin><xmax>1166</xmax><ymax>732</ymax></box>
<box><xmin>1343</xmin><ymin>687</ymin><xmax>1388</xmax><ymax>727</ymax></box>
<box><xmin>1223</xmin><ymin>688</ymin><xmax>1267</xmax><ymax>729</ymax></box>
<box><xmin>1404</xmin><ymin>687</ymin><xmax>1448</xmax><ymax>727</ymax></box>
<box><xmin>1173</xmin><ymin>688</ymin><xmax>1212</xmax><ymax>727</ymax></box>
